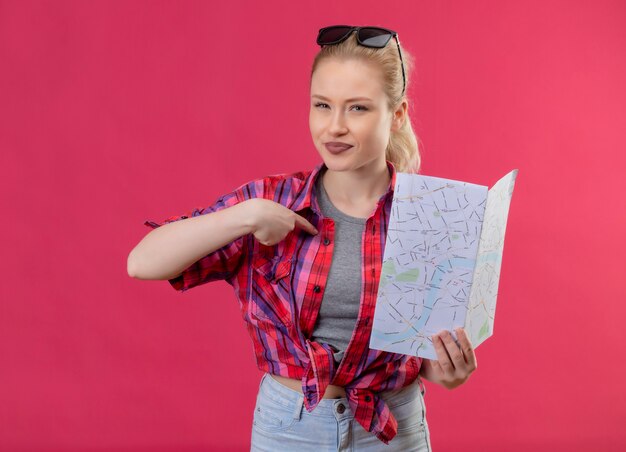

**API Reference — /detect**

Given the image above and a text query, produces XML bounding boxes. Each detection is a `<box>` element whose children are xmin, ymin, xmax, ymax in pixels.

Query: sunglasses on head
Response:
<box><xmin>316</xmin><ymin>25</ymin><xmax>406</xmax><ymax>97</ymax></box>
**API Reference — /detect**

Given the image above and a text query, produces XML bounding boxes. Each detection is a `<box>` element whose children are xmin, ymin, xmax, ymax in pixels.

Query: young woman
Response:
<box><xmin>128</xmin><ymin>25</ymin><xmax>477</xmax><ymax>451</ymax></box>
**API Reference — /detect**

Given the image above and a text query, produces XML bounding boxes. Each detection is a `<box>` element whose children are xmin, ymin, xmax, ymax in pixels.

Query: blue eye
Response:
<box><xmin>313</xmin><ymin>102</ymin><xmax>368</xmax><ymax>111</ymax></box>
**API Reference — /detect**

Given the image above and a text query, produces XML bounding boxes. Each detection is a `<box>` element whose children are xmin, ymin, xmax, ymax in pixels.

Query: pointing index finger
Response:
<box><xmin>294</xmin><ymin>214</ymin><xmax>319</xmax><ymax>235</ymax></box>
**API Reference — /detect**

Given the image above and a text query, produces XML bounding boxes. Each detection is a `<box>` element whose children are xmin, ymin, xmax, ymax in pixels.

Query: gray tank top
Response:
<box><xmin>310</xmin><ymin>169</ymin><xmax>367</xmax><ymax>364</ymax></box>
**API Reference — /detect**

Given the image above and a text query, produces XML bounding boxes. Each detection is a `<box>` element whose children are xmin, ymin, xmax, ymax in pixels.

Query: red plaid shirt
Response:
<box><xmin>144</xmin><ymin>159</ymin><xmax>424</xmax><ymax>444</ymax></box>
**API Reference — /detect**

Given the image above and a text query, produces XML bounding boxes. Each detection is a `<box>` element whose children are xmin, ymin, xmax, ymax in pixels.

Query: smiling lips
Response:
<box><xmin>325</xmin><ymin>142</ymin><xmax>353</xmax><ymax>154</ymax></box>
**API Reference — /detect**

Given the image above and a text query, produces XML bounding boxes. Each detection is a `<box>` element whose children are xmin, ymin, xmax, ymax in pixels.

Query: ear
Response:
<box><xmin>390</xmin><ymin>99</ymin><xmax>408</xmax><ymax>132</ymax></box>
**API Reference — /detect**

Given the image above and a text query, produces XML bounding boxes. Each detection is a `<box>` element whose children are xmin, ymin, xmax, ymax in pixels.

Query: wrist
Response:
<box><xmin>419</xmin><ymin>359</ymin><xmax>441</xmax><ymax>385</ymax></box>
<box><xmin>232</xmin><ymin>199</ymin><xmax>257</xmax><ymax>235</ymax></box>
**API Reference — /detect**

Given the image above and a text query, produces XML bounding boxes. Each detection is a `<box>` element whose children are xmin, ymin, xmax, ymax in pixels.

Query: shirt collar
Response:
<box><xmin>288</xmin><ymin>159</ymin><xmax>398</xmax><ymax>213</ymax></box>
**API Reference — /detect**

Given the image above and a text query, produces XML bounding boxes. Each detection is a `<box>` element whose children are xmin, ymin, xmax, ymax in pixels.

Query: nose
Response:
<box><xmin>328</xmin><ymin>110</ymin><xmax>348</xmax><ymax>135</ymax></box>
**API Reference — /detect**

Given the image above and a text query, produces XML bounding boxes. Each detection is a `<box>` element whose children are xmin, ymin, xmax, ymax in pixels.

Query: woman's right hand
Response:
<box><xmin>245</xmin><ymin>198</ymin><xmax>319</xmax><ymax>246</ymax></box>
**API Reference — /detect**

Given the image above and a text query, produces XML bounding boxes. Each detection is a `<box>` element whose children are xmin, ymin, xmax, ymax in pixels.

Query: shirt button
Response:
<box><xmin>313</xmin><ymin>285</ymin><xmax>321</xmax><ymax>293</ymax></box>
<box><xmin>364</xmin><ymin>395</ymin><xmax>371</xmax><ymax>402</ymax></box>
<box><xmin>323</xmin><ymin>238</ymin><xmax>330</xmax><ymax>245</ymax></box>
<box><xmin>336</xmin><ymin>403</ymin><xmax>346</xmax><ymax>414</ymax></box>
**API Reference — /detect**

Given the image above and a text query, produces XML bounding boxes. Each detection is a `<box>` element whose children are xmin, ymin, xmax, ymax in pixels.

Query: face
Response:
<box><xmin>309</xmin><ymin>57</ymin><xmax>406</xmax><ymax>173</ymax></box>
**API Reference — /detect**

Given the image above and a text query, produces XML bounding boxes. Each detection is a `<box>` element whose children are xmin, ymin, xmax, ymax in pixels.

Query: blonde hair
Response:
<box><xmin>310</xmin><ymin>29</ymin><xmax>422</xmax><ymax>173</ymax></box>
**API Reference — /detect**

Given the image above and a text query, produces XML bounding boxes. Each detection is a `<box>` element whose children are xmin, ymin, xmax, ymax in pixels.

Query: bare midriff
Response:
<box><xmin>270</xmin><ymin>374</ymin><xmax>347</xmax><ymax>399</ymax></box>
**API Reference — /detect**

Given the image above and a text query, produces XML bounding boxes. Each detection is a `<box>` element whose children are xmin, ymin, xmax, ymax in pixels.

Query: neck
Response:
<box><xmin>321</xmin><ymin>159</ymin><xmax>391</xmax><ymax>206</ymax></box>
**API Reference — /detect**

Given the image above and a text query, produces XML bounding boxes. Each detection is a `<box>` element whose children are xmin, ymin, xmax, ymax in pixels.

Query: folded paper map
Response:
<box><xmin>369</xmin><ymin>169</ymin><xmax>518</xmax><ymax>359</ymax></box>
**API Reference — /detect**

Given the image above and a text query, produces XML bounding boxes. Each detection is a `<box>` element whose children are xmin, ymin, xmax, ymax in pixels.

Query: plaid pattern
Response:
<box><xmin>144</xmin><ymin>160</ymin><xmax>424</xmax><ymax>445</ymax></box>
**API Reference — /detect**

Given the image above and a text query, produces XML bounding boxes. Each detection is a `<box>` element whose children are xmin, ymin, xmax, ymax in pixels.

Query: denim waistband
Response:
<box><xmin>257</xmin><ymin>372</ymin><xmax>423</xmax><ymax>419</ymax></box>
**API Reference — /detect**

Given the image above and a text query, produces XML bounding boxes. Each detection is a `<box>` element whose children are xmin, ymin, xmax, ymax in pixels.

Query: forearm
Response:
<box><xmin>127</xmin><ymin>200</ymin><xmax>254</xmax><ymax>280</ymax></box>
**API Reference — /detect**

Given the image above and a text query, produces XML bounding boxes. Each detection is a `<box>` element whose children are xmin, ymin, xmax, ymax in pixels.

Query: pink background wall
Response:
<box><xmin>2</xmin><ymin>0</ymin><xmax>625</xmax><ymax>450</ymax></box>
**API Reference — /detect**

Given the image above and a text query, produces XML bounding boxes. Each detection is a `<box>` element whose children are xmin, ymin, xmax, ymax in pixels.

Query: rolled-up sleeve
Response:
<box><xmin>143</xmin><ymin>179</ymin><xmax>260</xmax><ymax>292</ymax></box>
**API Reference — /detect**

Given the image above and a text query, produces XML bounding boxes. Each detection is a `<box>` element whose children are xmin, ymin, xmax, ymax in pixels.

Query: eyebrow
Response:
<box><xmin>311</xmin><ymin>94</ymin><xmax>373</xmax><ymax>102</ymax></box>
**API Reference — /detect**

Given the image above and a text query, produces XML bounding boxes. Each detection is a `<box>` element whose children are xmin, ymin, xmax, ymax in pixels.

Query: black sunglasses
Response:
<box><xmin>316</xmin><ymin>25</ymin><xmax>406</xmax><ymax>97</ymax></box>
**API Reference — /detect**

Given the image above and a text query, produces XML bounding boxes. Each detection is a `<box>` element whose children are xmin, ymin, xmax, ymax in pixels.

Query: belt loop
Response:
<box><xmin>292</xmin><ymin>394</ymin><xmax>304</xmax><ymax>421</ymax></box>
<box><xmin>416</xmin><ymin>375</ymin><xmax>426</xmax><ymax>396</ymax></box>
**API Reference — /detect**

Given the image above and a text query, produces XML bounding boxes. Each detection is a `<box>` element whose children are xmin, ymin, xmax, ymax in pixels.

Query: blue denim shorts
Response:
<box><xmin>250</xmin><ymin>372</ymin><xmax>431</xmax><ymax>451</ymax></box>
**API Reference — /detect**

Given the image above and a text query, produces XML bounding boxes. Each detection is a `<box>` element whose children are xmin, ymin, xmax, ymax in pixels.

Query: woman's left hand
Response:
<box><xmin>419</xmin><ymin>328</ymin><xmax>477</xmax><ymax>390</ymax></box>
